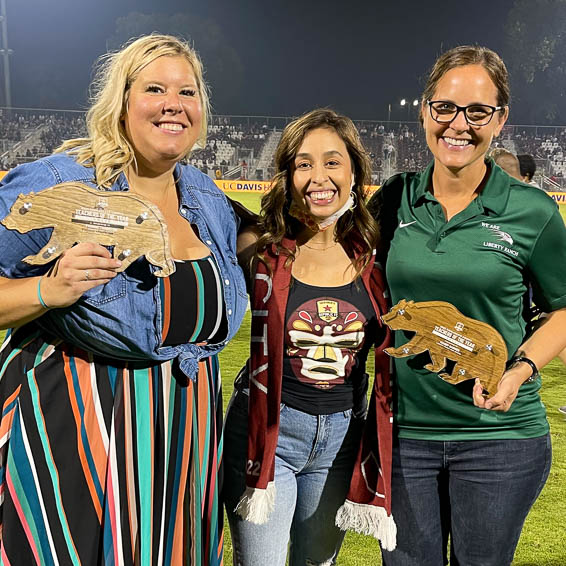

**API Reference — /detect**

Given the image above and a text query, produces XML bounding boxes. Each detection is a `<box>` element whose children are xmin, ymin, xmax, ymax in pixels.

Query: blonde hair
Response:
<box><xmin>57</xmin><ymin>34</ymin><xmax>210</xmax><ymax>188</ymax></box>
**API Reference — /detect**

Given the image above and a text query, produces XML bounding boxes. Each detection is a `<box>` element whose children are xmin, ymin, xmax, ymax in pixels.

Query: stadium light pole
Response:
<box><xmin>0</xmin><ymin>0</ymin><xmax>12</xmax><ymax>108</ymax></box>
<box><xmin>400</xmin><ymin>98</ymin><xmax>419</xmax><ymax>119</ymax></box>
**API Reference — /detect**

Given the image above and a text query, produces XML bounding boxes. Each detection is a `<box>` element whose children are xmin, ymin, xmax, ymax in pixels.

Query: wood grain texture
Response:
<box><xmin>382</xmin><ymin>299</ymin><xmax>508</xmax><ymax>397</ymax></box>
<box><xmin>1</xmin><ymin>182</ymin><xmax>175</xmax><ymax>277</ymax></box>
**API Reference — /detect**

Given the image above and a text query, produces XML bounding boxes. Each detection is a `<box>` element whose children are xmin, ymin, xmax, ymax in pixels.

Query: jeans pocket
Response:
<box><xmin>82</xmin><ymin>273</ymin><xmax>127</xmax><ymax>306</ymax></box>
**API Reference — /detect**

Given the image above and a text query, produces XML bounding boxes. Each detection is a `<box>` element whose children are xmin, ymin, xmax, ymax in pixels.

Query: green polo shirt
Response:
<box><xmin>370</xmin><ymin>160</ymin><xmax>566</xmax><ymax>440</ymax></box>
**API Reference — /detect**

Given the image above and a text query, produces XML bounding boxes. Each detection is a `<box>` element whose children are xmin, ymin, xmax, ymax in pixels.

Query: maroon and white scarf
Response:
<box><xmin>235</xmin><ymin>236</ymin><xmax>397</xmax><ymax>550</ymax></box>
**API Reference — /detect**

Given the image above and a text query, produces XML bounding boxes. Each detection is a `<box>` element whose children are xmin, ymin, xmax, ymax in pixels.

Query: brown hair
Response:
<box><xmin>421</xmin><ymin>45</ymin><xmax>509</xmax><ymax>125</ymax></box>
<box><xmin>256</xmin><ymin>108</ymin><xmax>378</xmax><ymax>276</ymax></box>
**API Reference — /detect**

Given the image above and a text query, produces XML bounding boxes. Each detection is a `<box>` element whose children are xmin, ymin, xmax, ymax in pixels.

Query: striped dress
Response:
<box><xmin>0</xmin><ymin>257</ymin><xmax>227</xmax><ymax>566</ymax></box>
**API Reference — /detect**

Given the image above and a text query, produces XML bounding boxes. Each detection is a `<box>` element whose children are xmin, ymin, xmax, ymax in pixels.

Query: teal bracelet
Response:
<box><xmin>37</xmin><ymin>276</ymin><xmax>49</xmax><ymax>309</ymax></box>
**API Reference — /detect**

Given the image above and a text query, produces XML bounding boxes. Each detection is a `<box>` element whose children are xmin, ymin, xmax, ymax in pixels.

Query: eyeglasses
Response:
<box><xmin>427</xmin><ymin>100</ymin><xmax>506</xmax><ymax>126</ymax></box>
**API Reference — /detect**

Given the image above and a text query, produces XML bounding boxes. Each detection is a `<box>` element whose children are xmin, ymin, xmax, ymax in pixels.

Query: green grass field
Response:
<box><xmin>219</xmin><ymin>191</ymin><xmax>566</xmax><ymax>565</ymax></box>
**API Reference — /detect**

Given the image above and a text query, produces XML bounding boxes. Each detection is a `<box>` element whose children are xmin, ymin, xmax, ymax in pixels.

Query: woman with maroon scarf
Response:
<box><xmin>223</xmin><ymin>108</ymin><xmax>396</xmax><ymax>565</ymax></box>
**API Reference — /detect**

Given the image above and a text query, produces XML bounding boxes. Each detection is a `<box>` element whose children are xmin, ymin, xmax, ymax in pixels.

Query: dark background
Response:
<box><xmin>4</xmin><ymin>0</ymin><xmax>566</xmax><ymax>124</ymax></box>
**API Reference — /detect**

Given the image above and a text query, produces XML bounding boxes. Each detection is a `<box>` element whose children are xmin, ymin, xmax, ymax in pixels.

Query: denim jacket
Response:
<box><xmin>0</xmin><ymin>153</ymin><xmax>247</xmax><ymax>379</ymax></box>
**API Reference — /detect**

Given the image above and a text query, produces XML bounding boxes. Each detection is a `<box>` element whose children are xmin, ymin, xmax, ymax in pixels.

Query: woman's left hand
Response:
<box><xmin>472</xmin><ymin>366</ymin><xmax>530</xmax><ymax>412</ymax></box>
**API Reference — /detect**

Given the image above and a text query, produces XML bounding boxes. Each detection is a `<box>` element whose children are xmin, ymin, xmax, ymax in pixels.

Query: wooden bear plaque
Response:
<box><xmin>1</xmin><ymin>182</ymin><xmax>176</xmax><ymax>277</ymax></box>
<box><xmin>381</xmin><ymin>299</ymin><xmax>508</xmax><ymax>398</ymax></box>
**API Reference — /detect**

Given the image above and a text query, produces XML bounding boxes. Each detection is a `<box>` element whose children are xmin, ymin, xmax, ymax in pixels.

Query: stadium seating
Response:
<box><xmin>0</xmin><ymin>109</ymin><xmax>565</xmax><ymax>189</ymax></box>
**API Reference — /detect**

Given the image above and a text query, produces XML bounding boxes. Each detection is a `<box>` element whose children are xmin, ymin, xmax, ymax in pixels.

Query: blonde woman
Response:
<box><xmin>0</xmin><ymin>34</ymin><xmax>246</xmax><ymax>564</ymax></box>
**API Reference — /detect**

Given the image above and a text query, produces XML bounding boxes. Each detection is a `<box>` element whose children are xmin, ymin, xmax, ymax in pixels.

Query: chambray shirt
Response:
<box><xmin>0</xmin><ymin>153</ymin><xmax>247</xmax><ymax>380</ymax></box>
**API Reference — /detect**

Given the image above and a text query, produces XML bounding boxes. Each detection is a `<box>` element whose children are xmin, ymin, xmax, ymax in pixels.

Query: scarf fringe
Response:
<box><xmin>335</xmin><ymin>499</ymin><xmax>397</xmax><ymax>551</ymax></box>
<box><xmin>234</xmin><ymin>482</ymin><xmax>276</xmax><ymax>524</ymax></box>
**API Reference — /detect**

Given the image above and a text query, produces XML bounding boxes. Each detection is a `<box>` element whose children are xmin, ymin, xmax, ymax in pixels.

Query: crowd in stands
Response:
<box><xmin>513</xmin><ymin>128</ymin><xmax>566</xmax><ymax>183</ymax></box>
<box><xmin>395</xmin><ymin>125</ymin><xmax>429</xmax><ymax>174</ymax></box>
<box><xmin>1</xmin><ymin>109</ymin><xmax>566</xmax><ymax>189</ymax></box>
<box><xmin>187</xmin><ymin>120</ymin><xmax>272</xmax><ymax>176</ymax></box>
<box><xmin>0</xmin><ymin>114</ymin><xmax>22</xmax><ymax>143</ymax></box>
<box><xmin>0</xmin><ymin>111</ymin><xmax>86</xmax><ymax>170</ymax></box>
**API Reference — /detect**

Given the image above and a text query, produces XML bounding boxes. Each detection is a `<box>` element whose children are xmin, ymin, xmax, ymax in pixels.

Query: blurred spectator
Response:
<box><xmin>490</xmin><ymin>148</ymin><xmax>522</xmax><ymax>180</ymax></box>
<box><xmin>517</xmin><ymin>154</ymin><xmax>541</xmax><ymax>188</ymax></box>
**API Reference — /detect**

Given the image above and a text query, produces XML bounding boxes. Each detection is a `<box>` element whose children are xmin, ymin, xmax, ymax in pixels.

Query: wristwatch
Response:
<box><xmin>505</xmin><ymin>356</ymin><xmax>539</xmax><ymax>383</ymax></box>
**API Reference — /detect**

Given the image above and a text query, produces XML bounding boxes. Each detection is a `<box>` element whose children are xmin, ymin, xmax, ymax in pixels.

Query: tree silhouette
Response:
<box><xmin>106</xmin><ymin>12</ymin><xmax>244</xmax><ymax>114</ymax></box>
<box><xmin>504</xmin><ymin>0</ymin><xmax>566</xmax><ymax>124</ymax></box>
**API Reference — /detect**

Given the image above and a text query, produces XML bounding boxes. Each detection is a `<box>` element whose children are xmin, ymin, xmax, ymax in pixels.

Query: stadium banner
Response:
<box><xmin>214</xmin><ymin>180</ymin><xmax>272</xmax><ymax>193</ymax></box>
<box><xmin>214</xmin><ymin>179</ymin><xmax>380</xmax><ymax>196</ymax></box>
<box><xmin>549</xmin><ymin>192</ymin><xmax>566</xmax><ymax>205</ymax></box>
<box><xmin>214</xmin><ymin>180</ymin><xmax>566</xmax><ymax>205</ymax></box>
<box><xmin>0</xmin><ymin>173</ymin><xmax>563</xmax><ymax>204</ymax></box>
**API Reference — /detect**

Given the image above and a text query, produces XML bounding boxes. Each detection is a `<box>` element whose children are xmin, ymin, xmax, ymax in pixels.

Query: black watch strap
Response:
<box><xmin>506</xmin><ymin>356</ymin><xmax>539</xmax><ymax>382</ymax></box>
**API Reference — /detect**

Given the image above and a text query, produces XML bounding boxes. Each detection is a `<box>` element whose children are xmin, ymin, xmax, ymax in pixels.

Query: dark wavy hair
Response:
<box><xmin>256</xmin><ymin>108</ymin><xmax>378</xmax><ymax>277</ymax></box>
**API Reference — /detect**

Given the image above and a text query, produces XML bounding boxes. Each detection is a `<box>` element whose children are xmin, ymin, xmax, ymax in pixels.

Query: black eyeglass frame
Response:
<box><xmin>426</xmin><ymin>100</ymin><xmax>507</xmax><ymax>126</ymax></box>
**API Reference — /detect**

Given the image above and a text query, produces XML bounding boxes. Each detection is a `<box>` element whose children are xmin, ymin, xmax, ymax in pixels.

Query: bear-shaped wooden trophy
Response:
<box><xmin>381</xmin><ymin>300</ymin><xmax>508</xmax><ymax>398</ymax></box>
<box><xmin>1</xmin><ymin>182</ymin><xmax>176</xmax><ymax>277</ymax></box>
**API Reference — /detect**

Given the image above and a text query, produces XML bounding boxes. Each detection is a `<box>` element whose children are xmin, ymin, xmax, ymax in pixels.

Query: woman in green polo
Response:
<box><xmin>369</xmin><ymin>45</ymin><xmax>566</xmax><ymax>566</ymax></box>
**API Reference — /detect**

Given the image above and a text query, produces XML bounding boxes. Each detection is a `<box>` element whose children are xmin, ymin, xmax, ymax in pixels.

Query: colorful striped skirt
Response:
<box><xmin>0</xmin><ymin>325</ymin><xmax>224</xmax><ymax>565</ymax></box>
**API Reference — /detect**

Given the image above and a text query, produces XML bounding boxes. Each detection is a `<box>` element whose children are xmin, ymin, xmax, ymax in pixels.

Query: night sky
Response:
<box><xmin>5</xmin><ymin>0</ymin><xmax>532</xmax><ymax>122</ymax></box>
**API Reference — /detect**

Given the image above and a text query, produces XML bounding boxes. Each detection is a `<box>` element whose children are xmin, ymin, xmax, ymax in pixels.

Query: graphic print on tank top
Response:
<box><xmin>286</xmin><ymin>296</ymin><xmax>368</xmax><ymax>389</ymax></box>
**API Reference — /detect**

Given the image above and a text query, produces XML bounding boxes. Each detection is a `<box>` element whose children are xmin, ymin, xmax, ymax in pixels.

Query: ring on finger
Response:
<box><xmin>84</xmin><ymin>270</ymin><xmax>91</xmax><ymax>281</ymax></box>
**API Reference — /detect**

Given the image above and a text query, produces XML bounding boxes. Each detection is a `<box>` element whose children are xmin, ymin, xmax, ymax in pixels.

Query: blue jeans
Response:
<box><xmin>381</xmin><ymin>434</ymin><xmax>552</xmax><ymax>566</ymax></box>
<box><xmin>223</xmin><ymin>389</ymin><xmax>364</xmax><ymax>566</ymax></box>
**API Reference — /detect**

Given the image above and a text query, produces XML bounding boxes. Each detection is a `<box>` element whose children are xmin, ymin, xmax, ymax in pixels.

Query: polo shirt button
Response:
<box><xmin>206</xmin><ymin>240</ymin><xmax>212</xmax><ymax>245</ymax></box>
<box><xmin>181</xmin><ymin>209</ymin><xmax>187</xmax><ymax>216</ymax></box>
<box><xmin>441</xmin><ymin>232</ymin><xmax>447</xmax><ymax>237</ymax></box>
<box><xmin>225</xmin><ymin>279</ymin><xmax>230</xmax><ymax>285</ymax></box>
<box><xmin>228</xmin><ymin>308</ymin><xmax>233</xmax><ymax>315</ymax></box>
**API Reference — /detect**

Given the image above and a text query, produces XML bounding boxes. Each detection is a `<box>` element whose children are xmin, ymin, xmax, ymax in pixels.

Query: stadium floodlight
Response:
<box><xmin>0</xmin><ymin>0</ymin><xmax>11</xmax><ymax>108</ymax></box>
<box><xmin>412</xmin><ymin>99</ymin><xmax>419</xmax><ymax>106</ymax></box>
<box><xmin>400</xmin><ymin>99</ymin><xmax>407</xmax><ymax>106</ymax></box>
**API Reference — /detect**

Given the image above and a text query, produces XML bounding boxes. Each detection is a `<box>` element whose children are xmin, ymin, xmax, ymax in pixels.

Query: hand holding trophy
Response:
<box><xmin>1</xmin><ymin>182</ymin><xmax>175</xmax><ymax>277</ymax></box>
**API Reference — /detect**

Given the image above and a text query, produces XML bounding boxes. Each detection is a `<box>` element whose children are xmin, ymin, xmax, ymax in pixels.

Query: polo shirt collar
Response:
<box><xmin>477</xmin><ymin>158</ymin><xmax>511</xmax><ymax>215</ymax></box>
<box><xmin>411</xmin><ymin>161</ymin><xmax>434</xmax><ymax>206</ymax></box>
<box><xmin>411</xmin><ymin>158</ymin><xmax>510</xmax><ymax>215</ymax></box>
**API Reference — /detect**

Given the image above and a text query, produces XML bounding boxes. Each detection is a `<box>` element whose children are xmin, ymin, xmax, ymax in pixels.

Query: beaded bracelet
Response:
<box><xmin>37</xmin><ymin>276</ymin><xmax>50</xmax><ymax>309</ymax></box>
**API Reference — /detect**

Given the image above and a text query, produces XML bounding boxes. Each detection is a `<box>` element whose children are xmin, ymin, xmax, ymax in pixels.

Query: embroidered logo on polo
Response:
<box><xmin>286</xmin><ymin>298</ymin><xmax>366</xmax><ymax>389</ymax></box>
<box><xmin>398</xmin><ymin>220</ymin><xmax>417</xmax><ymax>228</ymax></box>
<box><xmin>481</xmin><ymin>221</ymin><xmax>519</xmax><ymax>256</ymax></box>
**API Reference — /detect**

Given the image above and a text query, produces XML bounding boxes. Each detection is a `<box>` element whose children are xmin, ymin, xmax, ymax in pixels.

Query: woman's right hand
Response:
<box><xmin>40</xmin><ymin>242</ymin><xmax>122</xmax><ymax>308</ymax></box>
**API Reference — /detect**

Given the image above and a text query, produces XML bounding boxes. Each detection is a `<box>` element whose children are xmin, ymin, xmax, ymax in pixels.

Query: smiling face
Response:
<box><xmin>123</xmin><ymin>55</ymin><xmax>202</xmax><ymax>170</ymax></box>
<box><xmin>291</xmin><ymin>127</ymin><xmax>353</xmax><ymax>223</ymax></box>
<box><xmin>422</xmin><ymin>64</ymin><xmax>508</xmax><ymax>176</ymax></box>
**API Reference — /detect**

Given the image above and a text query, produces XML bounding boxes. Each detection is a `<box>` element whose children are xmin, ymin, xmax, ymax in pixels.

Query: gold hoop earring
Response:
<box><xmin>349</xmin><ymin>190</ymin><xmax>358</xmax><ymax>211</ymax></box>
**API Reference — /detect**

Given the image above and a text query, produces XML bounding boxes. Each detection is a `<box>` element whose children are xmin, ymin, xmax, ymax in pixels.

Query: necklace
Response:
<box><xmin>300</xmin><ymin>240</ymin><xmax>340</xmax><ymax>251</ymax></box>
